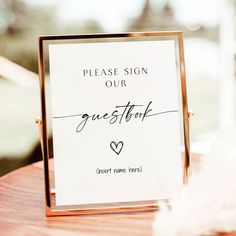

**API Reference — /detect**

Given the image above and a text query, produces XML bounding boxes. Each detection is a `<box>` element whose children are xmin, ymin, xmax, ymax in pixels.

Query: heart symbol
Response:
<box><xmin>110</xmin><ymin>141</ymin><xmax>124</xmax><ymax>155</ymax></box>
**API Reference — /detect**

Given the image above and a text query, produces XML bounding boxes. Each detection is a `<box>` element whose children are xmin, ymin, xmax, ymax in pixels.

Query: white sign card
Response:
<box><xmin>49</xmin><ymin>39</ymin><xmax>183</xmax><ymax>206</ymax></box>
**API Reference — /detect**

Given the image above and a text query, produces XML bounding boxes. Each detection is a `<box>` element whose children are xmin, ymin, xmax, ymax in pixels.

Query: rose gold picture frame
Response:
<box><xmin>36</xmin><ymin>31</ymin><xmax>191</xmax><ymax>216</ymax></box>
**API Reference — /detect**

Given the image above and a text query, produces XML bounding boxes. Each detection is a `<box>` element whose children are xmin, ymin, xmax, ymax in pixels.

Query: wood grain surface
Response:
<box><xmin>0</xmin><ymin>160</ymin><xmax>156</xmax><ymax>236</ymax></box>
<box><xmin>0</xmin><ymin>156</ymin><xmax>235</xmax><ymax>236</ymax></box>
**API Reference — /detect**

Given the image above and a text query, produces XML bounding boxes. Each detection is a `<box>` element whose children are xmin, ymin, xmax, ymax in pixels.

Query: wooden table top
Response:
<box><xmin>0</xmin><ymin>157</ymin><xmax>235</xmax><ymax>236</ymax></box>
